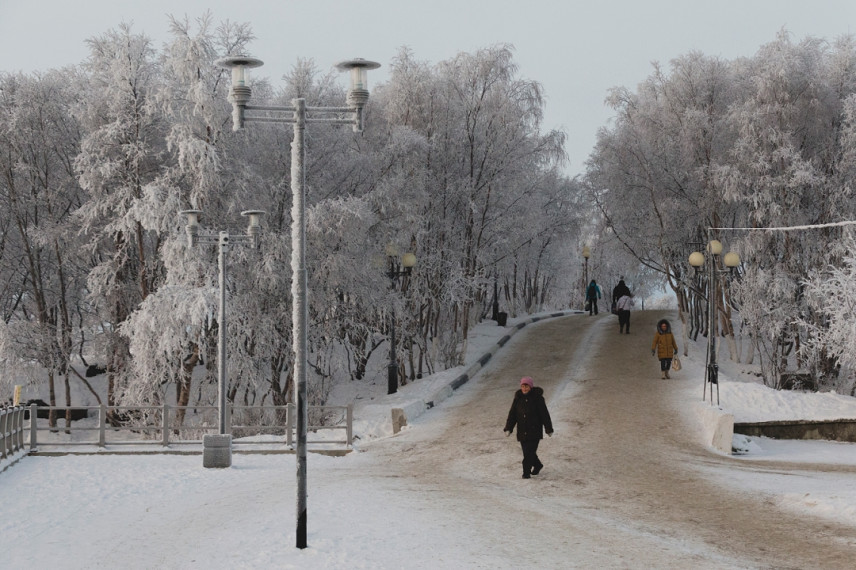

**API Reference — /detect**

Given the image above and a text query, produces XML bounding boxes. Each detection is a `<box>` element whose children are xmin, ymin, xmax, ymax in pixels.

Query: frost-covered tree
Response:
<box><xmin>0</xmin><ymin>69</ymin><xmax>90</xmax><ymax>425</ymax></box>
<box><xmin>801</xmin><ymin>231</ymin><xmax>856</xmax><ymax>393</ymax></box>
<box><xmin>721</xmin><ymin>33</ymin><xmax>856</xmax><ymax>386</ymax></box>
<box><xmin>118</xmin><ymin>14</ymin><xmax>259</xmax><ymax>427</ymax></box>
<box><xmin>1</xmin><ymin>15</ymin><xmax>587</xmax><ymax>412</ymax></box>
<box><xmin>73</xmin><ymin>23</ymin><xmax>168</xmax><ymax>411</ymax></box>
<box><xmin>587</xmin><ymin>51</ymin><xmax>740</xmax><ymax>350</ymax></box>
<box><xmin>587</xmin><ymin>30</ymin><xmax>856</xmax><ymax>391</ymax></box>
<box><xmin>383</xmin><ymin>45</ymin><xmax>567</xmax><ymax>364</ymax></box>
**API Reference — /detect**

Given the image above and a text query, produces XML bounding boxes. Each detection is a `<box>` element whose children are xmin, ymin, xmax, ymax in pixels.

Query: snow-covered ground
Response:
<box><xmin>2</xmin><ymin>310</ymin><xmax>856</xmax><ymax>568</ymax></box>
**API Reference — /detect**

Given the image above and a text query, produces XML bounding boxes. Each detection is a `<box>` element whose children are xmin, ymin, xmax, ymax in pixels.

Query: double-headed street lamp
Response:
<box><xmin>179</xmin><ymin>209</ymin><xmax>264</xmax><ymax>468</ymax></box>
<box><xmin>689</xmin><ymin>237</ymin><xmax>740</xmax><ymax>405</ymax></box>
<box><xmin>385</xmin><ymin>247</ymin><xmax>417</xmax><ymax>395</ymax></box>
<box><xmin>216</xmin><ymin>53</ymin><xmax>379</xmax><ymax>549</ymax></box>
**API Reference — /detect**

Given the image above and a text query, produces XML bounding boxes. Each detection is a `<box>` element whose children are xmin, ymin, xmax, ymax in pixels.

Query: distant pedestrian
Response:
<box><xmin>616</xmin><ymin>293</ymin><xmax>634</xmax><ymax>334</ymax></box>
<box><xmin>504</xmin><ymin>376</ymin><xmax>553</xmax><ymax>479</ymax></box>
<box><xmin>612</xmin><ymin>277</ymin><xmax>631</xmax><ymax>306</ymax></box>
<box><xmin>651</xmin><ymin>319</ymin><xmax>678</xmax><ymax>379</ymax></box>
<box><xmin>585</xmin><ymin>280</ymin><xmax>601</xmax><ymax>315</ymax></box>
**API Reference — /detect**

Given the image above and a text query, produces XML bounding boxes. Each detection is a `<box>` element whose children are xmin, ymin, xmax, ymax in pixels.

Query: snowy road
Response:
<box><xmin>359</xmin><ymin>311</ymin><xmax>856</xmax><ymax>568</ymax></box>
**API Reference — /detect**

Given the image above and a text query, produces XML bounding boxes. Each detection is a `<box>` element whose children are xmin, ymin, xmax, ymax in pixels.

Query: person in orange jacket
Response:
<box><xmin>651</xmin><ymin>319</ymin><xmax>678</xmax><ymax>379</ymax></box>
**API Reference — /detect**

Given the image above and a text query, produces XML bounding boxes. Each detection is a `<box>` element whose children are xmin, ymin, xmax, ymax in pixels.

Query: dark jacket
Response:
<box><xmin>651</xmin><ymin>319</ymin><xmax>678</xmax><ymax>359</ymax></box>
<box><xmin>504</xmin><ymin>386</ymin><xmax>553</xmax><ymax>442</ymax></box>
<box><xmin>612</xmin><ymin>280</ymin><xmax>631</xmax><ymax>304</ymax></box>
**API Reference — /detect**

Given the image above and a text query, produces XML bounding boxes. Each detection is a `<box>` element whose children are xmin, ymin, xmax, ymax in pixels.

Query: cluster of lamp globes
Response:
<box><xmin>688</xmin><ymin>240</ymin><xmax>740</xmax><ymax>272</ymax></box>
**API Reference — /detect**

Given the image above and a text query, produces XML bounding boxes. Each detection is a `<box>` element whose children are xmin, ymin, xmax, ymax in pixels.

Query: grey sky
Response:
<box><xmin>1</xmin><ymin>0</ymin><xmax>855</xmax><ymax>176</ymax></box>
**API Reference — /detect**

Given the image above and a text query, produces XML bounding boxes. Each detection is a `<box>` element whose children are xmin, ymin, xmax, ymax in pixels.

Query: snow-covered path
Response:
<box><xmin>4</xmin><ymin>310</ymin><xmax>856</xmax><ymax>568</ymax></box>
<box><xmin>358</xmin><ymin>311</ymin><xmax>856</xmax><ymax>567</ymax></box>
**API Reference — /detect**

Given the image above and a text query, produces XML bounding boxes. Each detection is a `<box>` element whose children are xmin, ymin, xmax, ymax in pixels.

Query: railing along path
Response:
<box><xmin>1</xmin><ymin>403</ymin><xmax>352</xmax><ymax>454</ymax></box>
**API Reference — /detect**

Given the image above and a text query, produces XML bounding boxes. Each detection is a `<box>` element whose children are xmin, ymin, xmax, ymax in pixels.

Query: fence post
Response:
<box><xmin>14</xmin><ymin>407</ymin><xmax>22</xmax><ymax>451</ymax></box>
<box><xmin>99</xmin><ymin>404</ymin><xmax>107</xmax><ymax>447</ymax></box>
<box><xmin>162</xmin><ymin>404</ymin><xmax>170</xmax><ymax>447</ymax></box>
<box><xmin>286</xmin><ymin>403</ymin><xmax>294</xmax><ymax>448</ymax></box>
<box><xmin>29</xmin><ymin>404</ymin><xmax>38</xmax><ymax>451</ymax></box>
<box><xmin>346</xmin><ymin>404</ymin><xmax>353</xmax><ymax>446</ymax></box>
<box><xmin>1</xmin><ymin>410</ymin><xmax>7</xmax><ymax>459</ymax></box>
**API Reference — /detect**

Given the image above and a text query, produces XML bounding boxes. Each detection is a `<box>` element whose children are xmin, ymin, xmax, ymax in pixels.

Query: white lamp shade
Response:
<box><xmin>401</xmin><ymin>252</ymin><xmax>417</xmax><ymax>268</ymax></box>
<box><xmin>179</xmin><ymin>209</ymin><xmax>202</xmax><ymax>226</ymax></box>
<box><xmin>241</xmin><ymin>210</ymin><xmax>265</xmax><ymax>227</ymax></box>
<box><xmin>707</xmin><ymin>240</ymin><xmax>723</xmax><ymax>255</ymax></box>
<box><xmin>723</xmin><ymin>251</ymin><xmax>740</xmax><ymax>267</ymax></box>
<box><xmin>688</xmin><ymin>251</ymin><xmax>705</xmax><ymax>267</ymax></box>
<box><xmin>335</xmin><ymin>58</ymin><xmax>380</xmax><ymax>91</ymax></box>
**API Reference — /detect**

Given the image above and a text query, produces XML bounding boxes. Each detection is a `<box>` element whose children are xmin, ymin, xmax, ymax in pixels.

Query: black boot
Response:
<box><xmin>531</xmin><ymin>461</ymin><xmax>543</xmax><ymax>476</ymax></box>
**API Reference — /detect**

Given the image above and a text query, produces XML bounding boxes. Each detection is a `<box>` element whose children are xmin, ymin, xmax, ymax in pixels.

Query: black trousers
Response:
<box><xmin>588</xmin><ymin>299</ymin><xmax>599</xmax><ymax>315</ymax></box>
<box><xmin>618</xmin><ymin>310</ymin><xmax>630</xmax><ymax>331</ymax></box>
<box><xmin>520</xmin><ymin>439</ymin><xmax>542</xmax><ymax>474</ymax></box>
<box><xmin>659</xmin><ymin>358</ymin><xmax>673</xmax><ymax>371</ymax></box>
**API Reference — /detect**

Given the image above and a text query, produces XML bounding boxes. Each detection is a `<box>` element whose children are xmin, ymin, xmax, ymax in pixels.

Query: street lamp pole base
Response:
<box><xmin>203</xmin><ymin>434</ymin><xmax>232</xmax><ymax>468</ymax></box>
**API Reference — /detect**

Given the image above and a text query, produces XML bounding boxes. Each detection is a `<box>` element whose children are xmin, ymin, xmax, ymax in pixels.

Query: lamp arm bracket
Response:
<box><xmin>307</xmin><ymin>106</ymin><xmax>353</xmax><ymax>113</ymax></box>
<box><xmin>306</xmin><ymin>117</ymin><xmax>359</xmax><ymax>126</ymax></box>
<box><xmin>228</xmin><ymin>235</ymin><xmax>256</xmax><ymax>246</ymax></box>
<box><xmin>246</xmin><ymin>104</ymin><xmax>297</xmax><ymax>113</ymax></box>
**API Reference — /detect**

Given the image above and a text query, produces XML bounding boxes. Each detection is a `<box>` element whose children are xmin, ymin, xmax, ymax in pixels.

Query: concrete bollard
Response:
<box><xmin>391</xmin><ymin>409</ymin><xmax>407</xmax><ymax>434</ymax></box>
<box><xmin>203</xmin><ymin>434</ymin><xmax>232</xmax><ymax>468</ymax></box>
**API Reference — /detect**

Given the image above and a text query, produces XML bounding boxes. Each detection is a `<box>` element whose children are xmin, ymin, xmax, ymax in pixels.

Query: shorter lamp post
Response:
<box><xmin>688</xmin><ymin>238</ymin><xmax>740</xmax><ymax>404</ymax></box>
<box><xmin>179</xmin><ymin>209</ymin><xmax>264</xmax><ymax>467</ymax></box>
<box><xmin>582</xmin><ymin>245</ymin><xmax>591</xmax><ymax>309</ymax></box>
<box><xmin>386</xmin><ymin>247</ymin><xmax>416</xmax><ymax>395</ymax></box>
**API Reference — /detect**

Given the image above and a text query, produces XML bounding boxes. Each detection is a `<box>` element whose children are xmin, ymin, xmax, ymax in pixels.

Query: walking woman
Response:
<box><xmin>651</xmin><ymin>319</ymin><xmax>678</xmax><ymax>379</ymax></box>
<box><xmin>504</xmin><ymin>376</ymin><xmax>553</xmax><ymax>478</ymax></box>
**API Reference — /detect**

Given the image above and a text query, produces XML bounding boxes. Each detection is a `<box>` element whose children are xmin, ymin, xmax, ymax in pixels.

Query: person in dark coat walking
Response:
<box><xmin>612</xmin><ymin>277</ymin><xmax>631</xmax><ymax>306</ymax></box>
<box><xmin>504</xmin><ymin>376</ymin><xmax>553</xmax><ymax>478</ymax></box>
<box><xmin>651</xmin><ymin>318</ymin><xmax>678</xmax><ymax>379</ymax></box>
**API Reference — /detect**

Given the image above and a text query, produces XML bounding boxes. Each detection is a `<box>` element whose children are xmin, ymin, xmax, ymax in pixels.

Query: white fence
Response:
<box><xmin>1</xmin><ymin>406</ymin><xmax>26</xmax><ymax>461</ymax></box>
<box><xmin>19</xmin><ymin>403</ymin><xmax>352</xmax><ymax>451</ymax></box>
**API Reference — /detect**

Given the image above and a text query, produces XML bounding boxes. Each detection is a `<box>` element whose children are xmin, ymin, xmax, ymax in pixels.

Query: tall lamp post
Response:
<box><xmin>582</xmin><ymin>245</ymin><xmax>591</xmax><ymax>309</ymax></box>
<box><xmin>179</xmin><ymin>209</ymin><xmax>264</xmax><ymax>467</ymax></box>
<box><xmin>386</xmin><ymin>247</ymin><xmax>416</xmax><ymax>395</ymax></box>
<box><xmin>216</xmin><ymin>53</ymin><xmax>379</xmax><ymax>549</ymax></box>
<box><xmin>688</xmin><ymin>237</ymin><xmax>740</xmax><ymax>405</ymax></box>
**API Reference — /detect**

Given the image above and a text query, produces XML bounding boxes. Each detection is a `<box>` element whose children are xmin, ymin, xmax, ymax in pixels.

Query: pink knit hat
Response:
<box><xmin>520</xmin><ymin>376</ymin><xmax>533</xmax><ymax>387</ymax></box>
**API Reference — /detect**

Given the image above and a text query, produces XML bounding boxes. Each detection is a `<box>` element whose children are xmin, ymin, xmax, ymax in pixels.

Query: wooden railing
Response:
<box><xmin>25</xmin><ymin>403</ymin><xmax>353</xmax><ymax>450</ymax></box>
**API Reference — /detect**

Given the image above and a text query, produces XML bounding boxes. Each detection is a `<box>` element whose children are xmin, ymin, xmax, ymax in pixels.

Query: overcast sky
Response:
<box><xmin>1</xmin><ymin>0</ymin><xmax>855</xmax><ymax>176</ymax></box>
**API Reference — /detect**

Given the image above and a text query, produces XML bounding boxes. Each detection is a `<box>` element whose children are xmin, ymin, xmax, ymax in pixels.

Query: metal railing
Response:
<box><xmin>25</xmin><ymin>403</ymin><xmax>353</xmax><ymax>451</ymax></box>
<box><xmin>1</xmin><ymin>406</ymin><xmax>26</xmax><ymax>459</ymax></box>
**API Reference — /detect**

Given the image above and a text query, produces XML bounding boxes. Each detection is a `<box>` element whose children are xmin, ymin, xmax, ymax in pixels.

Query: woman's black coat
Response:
<box><xmin>504</xmin><ymin>387</ymin><xmax>553</xmax><ymax>442</ymax></box>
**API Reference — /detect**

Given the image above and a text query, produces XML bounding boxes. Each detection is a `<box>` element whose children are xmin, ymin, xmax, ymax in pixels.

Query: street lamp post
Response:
<box><xmin>179</xmin><ymin>209</ymin><xmax>263</xmax><ymax>467</ymax></box>
<box><xmin>582</xmin><ymin>245</ymin><xmax>591</xmax><ymax>309</ymax></box>
<box><xmin>689</xmin><ymin>236</ymin><xmax>740</xmax><ymax>405</ymax></box>
<box><xmin>386</xmin><ymin>248</ymin><xmax>416</xmax><ymax>395</ymax></box>
<box><xmin>216</xmin><ymin>53</ymin><xmax>379</xmax><ymax>549</ymax></box>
